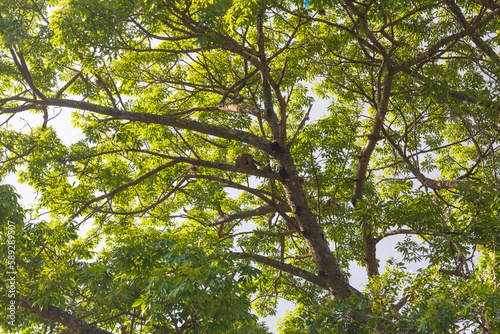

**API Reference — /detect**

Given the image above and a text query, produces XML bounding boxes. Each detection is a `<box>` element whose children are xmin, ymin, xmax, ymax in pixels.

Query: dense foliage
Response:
<box><xmin>1</xmin><ymin>0</ymin><xmax>500</xmax><ymax>332</ymax></box>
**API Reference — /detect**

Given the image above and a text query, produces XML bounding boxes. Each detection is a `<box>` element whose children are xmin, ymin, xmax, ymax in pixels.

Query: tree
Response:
<box><xmin>1</xmin><ymin>0</ymin><xmax>500</xmax><ymax>332</ymax></box>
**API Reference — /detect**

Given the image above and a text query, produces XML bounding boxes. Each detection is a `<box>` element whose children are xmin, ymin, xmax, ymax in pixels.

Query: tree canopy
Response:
<box><xmin>1</xmin><ymin>0</ymin><xmax>500</xmax><ymax>332</ymax></box>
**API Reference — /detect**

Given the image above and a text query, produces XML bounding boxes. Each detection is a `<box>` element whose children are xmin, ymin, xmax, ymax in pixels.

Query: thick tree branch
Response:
<box><xmin>383</xmin><ymin>129</ymin><xmax>469</xmax><ymax>190</ymax></box>
<box><xmin>194</xmin><ymin>174</ymin><xmax>288</xmax><ymax>215</ymax></box>
<box><xmin>439</xmin><ymin>269</ymin><xmax>471</xmax><ymax>279</ymax></box>
<box><xmin>255</xmin><ymin>10</ymin><xmax>282</xmax><ymax>143</ymax></box>
<box><xmin>232</xmin><ymin>251</ymin><xmax>331</xmax><ymax>290</ymax></box>
<box><xmin>445</xmin><ymin>0</ymin><xmax>499</xmax><ymax>61</ymax></box>
<box><xmin>9</xmin><ymin>48</ymin><xmax>47</xmax><ymax>100</ymax></box>
<box><xmin>216</xmin><ymin>103</ymin><xmax>264</xmax><ymax>117</ymax></box>
<box><xmin>352</xmin><ymin>63</ymin><xmax>394</xmax><ymax>205</ymax></box>
<box><xmin>376</xmin><ymin>229</ymin><xmax>469</xmax><ymax>276</ymax></box>
<box><xmin>352</xmin><ymin>60</ymin><xmax>394</xmax><ymax>278</ymax></box>
<box><xmin>448</xmin><ymin>90</ymin><xmax>500</xmax><ymax>113</ymax></box>
<box><xmin>375</xmin><ymin>229</ymin><xmax>462</xmax><ymax>243</ymax></box>
<box><xmin>67</xmin><ymin>148</ymin><xmax>283</xmax><ymax>181</ymax></box>
<box><xmin>55</xmin><ymin>71</ymin><xmax>83</xmax><ymax>99</ymax></box>
<box><xmin>395</xmin><ymin>7</ymin><xmax>500</xmax><ymax>72</ymax></box>
<box><xmin>18</xmin><ymin>298</ymin><xmax>114</xmax><ymax>334</ymax></box>
<box><xmin>276</xmin><ymin>152</ymin><xmax>359</xmax><ymax>298</ymax></box>
<box><xmin>400</xmin><ymin>70</ymin><xmax>500</xmax><ymax>114</ymax></box>
<box><xmin>215</xmin><ymin>204</ymin><xmax>289</xmax><ymax>226</ymax></box>
<box><xmin>343</xmin><ymin>0</ymin><xmax>388</xmax><ymax>57</ymax></box>
<box><xmin>0</xmin><ymin>98</ymin><xmax>275</xmax><ymax>155</ymax></box>
<box><xmin>69</xmin><ymin>161</ymin><xmax>180</xmax><ymax>220</ymax></box>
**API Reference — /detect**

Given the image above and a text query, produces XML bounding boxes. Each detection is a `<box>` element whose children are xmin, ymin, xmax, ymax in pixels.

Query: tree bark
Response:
<box><xmin>19</xmin><ymin>298</ymin><xmax>114</xmax><ymax>334</ymax></box>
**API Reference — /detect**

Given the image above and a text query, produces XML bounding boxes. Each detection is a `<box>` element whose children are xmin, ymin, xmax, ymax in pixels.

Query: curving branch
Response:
<box><xmin>375</xmin><ymin>229</ymin><xmax>462</xmax><ymax>244</ymax></box>
<box><xmin>255</xmin><ymin>10</ymin><xmax>282</xmax><ymax>143</ymax></box>
<box><xmin>8</xmin><ymin>48</ymin><xmax>47</xmax><ymax>100</ymax></box>
<box><xmin>216</xmin><ymin>103</ymin><xmax>264</xmax><ymax>117</ymax></box>
<box><xmin>232</xmin><ymin>251</ymin><xmax>331</xmax><ymax>291</ymax></box>
<box><xmin>383</xmin><ymin>129</ymin><xmax>470</xmax><ymax>190</ymax></box>
<box><xmin>194</xmin><ymin>174</ymin><xmax>285</xmax><ymax>209</ymax></box>
<box><xmin>395</xmin><ymin>7</ymin><xmax>500</xmax><ymax>72</ymax></box>
<box><xmin>55</xmin><ymin>71</ymin><xmax>83</xmax><ymax>99</ymax></box>
<box><xmin>69</xmin><ymin>161</ymin><xmax>179</xmax><ymax>220</ymax></box>
<box><xmin>376</xmin><ymin>228</ymin><xmax>470</xmax><ymax>278</ymax></box>
<box><xmin>352</xmin><ymin>60</ymin><xmax>394</xmax><ymax>278</ymax></box>
<box><xmin>445</xmin><ymin>0</ymin><xmax>499</xmax><ymax>62</ymax></box>
<box><xmin>214</xmin><ymin>203</ymin><xmax>290</xmax><ymax>227</ymax></box>
<box><xmin>0</xmin><ymin>98</ymin><xmax>275</xmax><ymax>154</ymax></box>
<box><xmin>343</xmin><ymin>0</ymin><xmax>388</xmax><ymax>57</ymax></box>
<box><xmin>18</xmin><ymin>297</ymin><xmax>114</xmax><ymax>334</ymax></box>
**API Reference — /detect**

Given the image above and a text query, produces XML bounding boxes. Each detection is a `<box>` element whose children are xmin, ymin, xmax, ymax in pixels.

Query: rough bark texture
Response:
<box><xmin>19</xmin><ymin>298</ymin><xmax>114</xmax><ymax>334</ymax></box>
<box><xmin>352</xmin><ymin>63</ymin><xmax>394</xmax><ymax>278</ymax></box>
<box><xmin>277</xmin><ymin>152</ymin><xmax>360</xmax><ymax>298</ymax></box>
